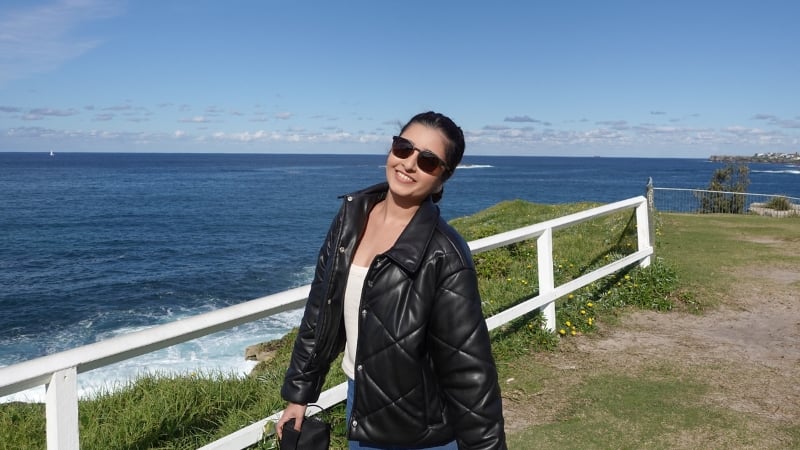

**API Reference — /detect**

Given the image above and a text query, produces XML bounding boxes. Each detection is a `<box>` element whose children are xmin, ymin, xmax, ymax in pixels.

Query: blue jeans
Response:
<box><xmin>346</xmin><ymin>378</ymin><xmax>458</xmax><ymax>450</ymax></box>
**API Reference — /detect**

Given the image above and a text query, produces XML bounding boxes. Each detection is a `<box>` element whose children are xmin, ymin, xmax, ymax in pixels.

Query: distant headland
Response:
<box><xmin>709</xmin><ymin>152</ymin><xmax>800</xmax><ymax>165</ymax></box>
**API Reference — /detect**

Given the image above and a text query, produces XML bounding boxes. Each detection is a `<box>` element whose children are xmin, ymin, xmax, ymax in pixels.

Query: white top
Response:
<box><xmin>341</xmin><ymin>263</ymin><xmax>368</xmax><ymax>379</ymax></box>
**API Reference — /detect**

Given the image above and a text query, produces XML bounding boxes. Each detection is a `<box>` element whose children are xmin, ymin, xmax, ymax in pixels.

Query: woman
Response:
<box><xmin>277</xmin><ymin>112</ymin><xmax>506</xmax><ymax>449</ymax></box>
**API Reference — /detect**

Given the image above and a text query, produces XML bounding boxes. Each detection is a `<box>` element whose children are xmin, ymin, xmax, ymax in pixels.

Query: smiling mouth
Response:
<box><xmin>395</xmin><ymin>170</ymin><xmax>415</xmax><ymax>183</ymax></box>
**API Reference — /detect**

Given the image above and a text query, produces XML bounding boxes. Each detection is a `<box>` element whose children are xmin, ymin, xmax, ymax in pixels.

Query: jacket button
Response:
<box><xmin>366</xmin><ymin>280</ymin><xmax>374</xmax><ymax>288</ymax></box>
<box><xmin>361</xmin><ymin>309</ymin><xmax>366</xmax><ymax>319</ymax></box>
<box><xmin>327</xmin><ymin>298</ymin><xmax>332</xmax><ymax>305</ymax></box>
<box><xmin>357</xmin><ymin>364</ymin><xmax>363</xmax><ymax>371</ymax></box>
<box><xmin>338</xmin><ymin>246</ymin><xmax>345</xmax><ymax>253</ymax></box>
<box><xmin>351</xmin><ymin>419</ymin><xmax>358</xmax><ymax>428</ymax></box>
<box><xmin>346</xmin><ymin>195</ymin><xmax>353</xmax><ymax>202</ymax></box>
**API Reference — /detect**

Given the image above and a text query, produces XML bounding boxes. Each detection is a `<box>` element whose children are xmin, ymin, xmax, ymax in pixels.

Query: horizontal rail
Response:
<box><xmin>484</xmin><ymin>249</ymin><xmax>651</xmax><ymax>330</ymax></box>
<box><xmin>0</xmin><ymin>286</ymin><xmax>310</xmax><ymax>398</ymax></box>
<box><xmin>468</xmin><ymin>196</ymin><xmax>649</xmax><ymax>253</ymax></box>
<box><xmin>197</xmin><ymin>382</ymin><xmax>347</xmax><ymax>450</ymax></box>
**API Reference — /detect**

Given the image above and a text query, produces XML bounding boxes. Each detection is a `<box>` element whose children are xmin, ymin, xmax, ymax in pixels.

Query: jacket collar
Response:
<box><xmin>345</xmin><ymin>182</ymin><xmax>440</xmax><ymax>274</ymax></box>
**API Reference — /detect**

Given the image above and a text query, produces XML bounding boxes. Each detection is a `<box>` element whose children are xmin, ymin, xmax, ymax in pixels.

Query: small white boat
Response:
<box><xmin>49</xmin><ymin>151</ymin><xmax>55</xmax><ymax>157</ymax></box>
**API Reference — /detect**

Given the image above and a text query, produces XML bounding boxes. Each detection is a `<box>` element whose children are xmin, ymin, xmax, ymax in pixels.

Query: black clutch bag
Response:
<box><xmin>280</xmin><ymin>416</ymin><xmax>331</xmax><ymax>450</ymax></box>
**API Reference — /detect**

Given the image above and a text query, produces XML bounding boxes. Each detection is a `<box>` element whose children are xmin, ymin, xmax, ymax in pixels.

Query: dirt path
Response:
<box><xmin>503</xmin><ymin>237</ymin><xmax>800</xmax><ymax>443</ymax></box>
<box><xmin>583</xmin><ymin>265</ymin><xmax>800</xmax><ymax>422</ymax></box>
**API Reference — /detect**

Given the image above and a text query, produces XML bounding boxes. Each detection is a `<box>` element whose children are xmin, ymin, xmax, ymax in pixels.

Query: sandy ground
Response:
<box><xmin>503</xmin><ymin>235</ymin><xmax>800</xmax><ymax>443</ymax></box>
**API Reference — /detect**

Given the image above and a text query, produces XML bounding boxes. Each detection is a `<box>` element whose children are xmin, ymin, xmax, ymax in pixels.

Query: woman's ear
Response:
<box><xmin>431</xmin><ymin>183</ymin><xmax>444</xmax><ymax>203</ymax></box>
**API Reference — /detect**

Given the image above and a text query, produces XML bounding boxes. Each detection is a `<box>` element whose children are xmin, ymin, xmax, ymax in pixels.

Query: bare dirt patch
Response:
<box><xmin>502</xmin><ymin>262</ymin><xmax>800</xmax><ymax>438</ymax></box>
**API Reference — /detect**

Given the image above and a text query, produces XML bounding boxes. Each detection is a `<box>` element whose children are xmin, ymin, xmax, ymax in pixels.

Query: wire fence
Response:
<box><xmin>647</xmin><ymin>185</ymin><xmax>800</xmax><ymax>216</ymax></box>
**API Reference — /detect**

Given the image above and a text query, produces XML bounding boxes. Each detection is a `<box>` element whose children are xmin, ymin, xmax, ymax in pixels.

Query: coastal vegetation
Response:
<box><xmin>697</xmin><ymin>163</ymin><xmax>750</xmax><ymax>213</ymax></box>
<box><xmin>764</xmin><ymin>195</ymin><xmax>793</xmax><ymax>211</ymax></box>
<box><xmin>3</xmin><ymin>201</ymin><xmax>797</xmax><ymax>449</ymax></box>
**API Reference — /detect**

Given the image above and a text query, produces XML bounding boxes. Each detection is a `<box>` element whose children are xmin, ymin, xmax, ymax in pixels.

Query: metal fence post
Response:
<box><xmin>645</xmin><ymin>178</ymin><xmax>656</xmax><ymax>263</ymax></box>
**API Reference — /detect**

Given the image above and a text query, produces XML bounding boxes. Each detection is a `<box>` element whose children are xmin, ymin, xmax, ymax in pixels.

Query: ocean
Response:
<box><xmin>1</xmin><ymin>152</ymin><xmax>798</xmax><ymax>402</ymax></box>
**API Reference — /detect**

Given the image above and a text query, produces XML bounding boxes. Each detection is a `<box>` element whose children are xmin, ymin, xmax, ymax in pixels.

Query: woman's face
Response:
<box><xmin>385</xmin><ymin>123</ymin><xmax>448</xmax><ymax>205</ymax></box>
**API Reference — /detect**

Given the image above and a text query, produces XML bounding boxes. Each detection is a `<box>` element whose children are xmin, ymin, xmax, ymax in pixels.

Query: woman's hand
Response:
<box><xmin>275</xmin><ymin>402</ymin><xmax>307</xmax><ymax>440</ymax></box>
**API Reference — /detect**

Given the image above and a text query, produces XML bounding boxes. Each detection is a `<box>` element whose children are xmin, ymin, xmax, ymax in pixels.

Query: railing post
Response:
<box><xmin>645</xmin><ymin>178</ymin><xmax>657</xmax><ymax>257</ymax></box>
<box><xmin>537</xmin><ymin>228</ymin><xmax>556</xmax><ymax>331</ymax></box>
<box><xmin>636</xmin><ymin>199</ymin><xmax>652</xmax><ymax>268</ymax></box>
<box><xmin>46</xmin><ymin>367</ymin><xmax>79</xmax><ymax>450</ymax></box>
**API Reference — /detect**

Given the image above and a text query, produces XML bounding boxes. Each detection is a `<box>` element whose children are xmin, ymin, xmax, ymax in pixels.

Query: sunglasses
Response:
<box><xmin>390</xmin><ymin>136</ymin><xmax>450</xmax><ymax>175</ymax></box>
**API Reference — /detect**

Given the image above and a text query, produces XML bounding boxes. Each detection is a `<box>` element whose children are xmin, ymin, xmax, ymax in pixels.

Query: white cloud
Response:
<box><xmin>179</xmin><ymin>116</ymin><xmax>211</xmax><ymax>123</ymax></box>
<box><xmin>0</xmin><ymin>0</ymin><xmax>124</xmax><ymax>86</ymax></box>
<box><xmin>462</xmin><ymin>117</ymin><xmax>800</xmax><ymax>153</ymax></box>
<box><xmin>92</xmin><ymin>113</ymin><xmax>114</xmax><ymax>121</ymax></box>
<box><xmin>504</xmin><ymin>115</ymin><xmax>539</xmax><ymax>123</ymax></box>
<box><xmin>102</xmin><ymin>104</ymin><xmax>133</xmax><ymax>111</ymax></box>
<box><xmin>4</xmin><ymin>110</ymin><xmax>799</xmax><ymax>155</ymax></box>
<box><xmin>29</xmin><ymin>107</ymin><xmax>80</xmax><ymax>117</ymax></box>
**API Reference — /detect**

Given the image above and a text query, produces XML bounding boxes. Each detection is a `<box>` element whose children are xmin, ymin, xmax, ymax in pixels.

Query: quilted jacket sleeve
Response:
<box><xmin>281</xmin><ymin>207</ymin><xmax>342</xmax><ymax>404</ymax></box>
<box><xmin>428</xmin><ymin>264</ymin><xmax>507</xmax><ymax>449</ymax></box>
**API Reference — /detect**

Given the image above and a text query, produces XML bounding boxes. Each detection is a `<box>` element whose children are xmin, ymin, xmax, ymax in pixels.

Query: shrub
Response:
<box><xmin>764</xmin><ymin>195</ymin><xmax>792</xmax><ymax>211</ymax></box>
<box><xmin>697</xmin><ymin>164</ymin><xmax>750</xmax><ymax>213</ymax></box>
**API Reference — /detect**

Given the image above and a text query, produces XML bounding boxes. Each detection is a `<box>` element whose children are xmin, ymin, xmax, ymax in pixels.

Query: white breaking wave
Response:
<box><xmin>751</xmin><ymin>169</ymin><xmax>800</xmax><ymax>175</ymax></box>
<box><xmin>457</xmin><ymin>164</ymin><xmax>493</xmax><ymax>169</ymax></box>
<box><xmin>1</xmin><ymin>307</ymin><xmax>304</xmax><ymax>403</ymax></box>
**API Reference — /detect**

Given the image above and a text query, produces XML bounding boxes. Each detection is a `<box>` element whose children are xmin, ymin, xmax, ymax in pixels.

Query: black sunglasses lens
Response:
<box><xmin>416</xmin><ymin>152</ymin><xmax>441</xmax><ymax>173</ymax></box>
<box><xmin>391</xmin><ymin>137</ymin><xmax>414</xmax><ymax>159</ymax></box>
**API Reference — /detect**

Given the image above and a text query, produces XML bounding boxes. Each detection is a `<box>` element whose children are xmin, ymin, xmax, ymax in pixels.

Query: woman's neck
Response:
<box><xmin>376</xmin><ymin>192</ymin><xmax>420</xmax><ymax>226</ymax></box>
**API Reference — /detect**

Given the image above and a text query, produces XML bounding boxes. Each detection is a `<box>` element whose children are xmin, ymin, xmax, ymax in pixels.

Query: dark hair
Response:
<box><xmin>400</xmin><ymin>111</ymin><xmax>465</xmax><ymax>183</ymax></box>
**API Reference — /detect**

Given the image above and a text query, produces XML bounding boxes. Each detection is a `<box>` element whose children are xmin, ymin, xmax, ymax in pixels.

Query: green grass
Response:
<box><xmin>507</xmin><ymin>371</ymin><xmax>761</xmax><ymax>449</ymax></box>
<box><xmin>655</xmin><ymin>213</ymin><xmax>800</xmax><ymax>305</ymax></box>
<box><xmin>453</xmin><ymin>200</ymin><xmax>682</xmax><ymax>356</ymax></box>
<box><xmin>3</xmin><ymin>203</ymin><xmax>795</xmax><ymax>449</ymax></box>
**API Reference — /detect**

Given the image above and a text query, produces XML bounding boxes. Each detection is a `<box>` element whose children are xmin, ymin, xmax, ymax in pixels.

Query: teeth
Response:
<box><xmin>397</xmin><ymin>171</ymin><xmax>414</xmax><ymax>182</ymax></box>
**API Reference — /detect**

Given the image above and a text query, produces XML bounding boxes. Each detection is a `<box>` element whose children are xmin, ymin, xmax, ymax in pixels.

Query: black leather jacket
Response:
<box><xmin>281</xmin><ymin>182</ymin><xmax>506</xmax><ymax>449</ymax></box>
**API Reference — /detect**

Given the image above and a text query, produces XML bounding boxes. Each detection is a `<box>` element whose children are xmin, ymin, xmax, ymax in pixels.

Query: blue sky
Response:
<box><xmin>1</xmin><ymin>0</ymin><xmax>798</xmax><ymax>157</ymax></box>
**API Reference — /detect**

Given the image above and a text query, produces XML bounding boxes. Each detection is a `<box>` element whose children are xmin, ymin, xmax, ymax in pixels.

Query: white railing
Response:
<box><xmin>0</xmin><ymin>196</ymin><xmax>653</xmax><ymax>450</ymax></box>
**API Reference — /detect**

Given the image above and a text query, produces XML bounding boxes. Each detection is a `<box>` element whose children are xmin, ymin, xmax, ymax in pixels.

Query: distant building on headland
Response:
<box><xmin>709</xmin><ymin>152</ymin><xmax>800</xmax><ymax>165</ymax></box>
